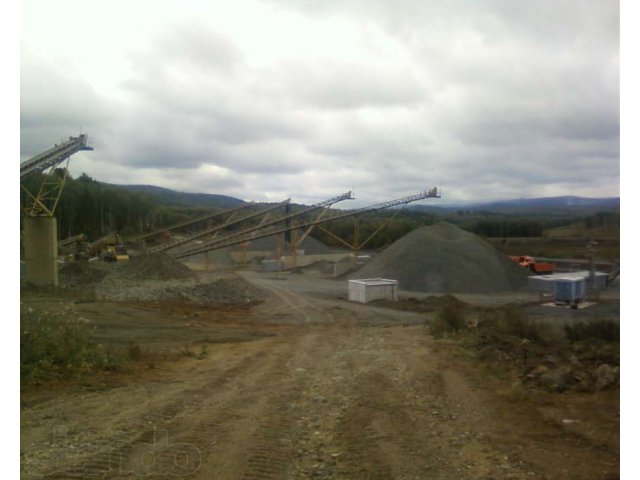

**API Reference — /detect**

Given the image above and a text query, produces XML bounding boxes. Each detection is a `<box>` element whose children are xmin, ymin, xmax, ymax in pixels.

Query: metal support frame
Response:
<box><xmin>174</xmin><ymin>188</ymin><xmax>440</xmax><ymax>260</ymax></box>
<box><xmin>350</xmin><ymin>206</ymin><xmax>405</xmax><ymax>263</ymax></box>
<box><xmin>239</xmin><ymin>210</ymin><xmax>277</xmax><ymax>264</ymax></box>
<box><xmin>148</xmin><ymin>199</ymin><xmax>291</xmax><ymax>253</ymax></box>
<box><xmin>21</xmin><ymin>158</ymin><xmax>71</xmax><ymax>217</ymax></box>
<box><xmin>132</xmin><ymin>202</ymin><xmax>252</xmax><ymax>243</ymax></box>
<box><xmin>294</xmin><ymin>209</ymin><xmax>330</xmax><ymax>249</ymax></box>
<box><xmin>20</xmin><ymin>134</ymin><xmax>93</xmax><ymax>218</ymax></box>
<box><xmin>317</xmin><ymin>225</ymin><xmax>354</xmax><ymax>250</ymax></box>
<box><xmin>174</xmin><ymin>191</ymin><xmax>354</xmax><ymax>259</ymax></box>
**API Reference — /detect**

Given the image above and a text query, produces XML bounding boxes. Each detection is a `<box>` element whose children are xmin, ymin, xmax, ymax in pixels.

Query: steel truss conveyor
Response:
<box><xmin>171</xmin><ymin>191</ymin><xmax>354</xmax><ymax>258</ymax></box>
<box><xmin>173</xmin><ymin>188</ymin><xmax>440</xmax><ymax>260</ymax></box>
<box><xmin>20</xmin><ymin>134</ymin><xmax>93</xmax><ymax>179</ymax></box>
<box><xmin>132</xmin><ymin>202</ymin><xmax>254</xmax><ymax>243</ymax></box>
<box><xmin>147</xmin><ymin>199</ymin><xmax>292</xmax><ymax>254</ymax></box>
<box><xmin>20</xmin><ymin>134</ymin><xmax>94</xmax><ymax>217</ymax></box>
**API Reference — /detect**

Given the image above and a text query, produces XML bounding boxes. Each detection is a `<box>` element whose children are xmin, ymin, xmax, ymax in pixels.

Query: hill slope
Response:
<box><xmin>109</xmin><ymin>184</ymin><xmax>245</xmax><ymax>209</ymax></box>
<box><xmin>410</xmin><ymin>196</ymin><xmax>619</xmax><ymax>215</ymax></box>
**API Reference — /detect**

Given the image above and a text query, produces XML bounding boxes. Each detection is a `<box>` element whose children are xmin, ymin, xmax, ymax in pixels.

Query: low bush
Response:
<box><xmin>428</xmin><ymin>303</ymin><xmax>467</xmax><ymax>338</ymax></box>
<box><xmin>478</xmin><ymin>307</ymin><xmax>548</xmax><ymax>344</ymax></box>
<box><xmin>564</xmin><ymin>320</ymin><xmax>619</xmax><ymax>342</ymax></box>
<box><xmin>21</xmin><ymin>309</ymin><xmax>121</xmax><ymax>381</ymax></box>
<box><xmin>127</xmin><ymin>342</ymin><xmax>144</xmax><ymax>361</ymax></box>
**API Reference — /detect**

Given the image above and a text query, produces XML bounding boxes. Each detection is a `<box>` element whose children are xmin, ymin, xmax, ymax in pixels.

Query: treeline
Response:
<box><xmin>584</xmin><ymin>211</ymin><xmax>619</xmax><ymax>229</ymax></box>
<box><xmin>21</xmin><ymin>172</ymin><xmax>616</xmax><ymax>247</ymax></box>
<box><xmin>310</xmin><ymin>210</ymin><xmax>439</xmax><ymax>250</ymax></box>
<box><xmin>20</xmin><ymin>172</ymin><xmax>245</xmax><ymax>242</ymax></box>
<box><xmin>21</xmin><ymin>172</ymin><xmax>156</xmax><ymax>239</ymax></box>
<box><xmin>469</xmin><ymin>220</ymin><xmax>544</xmax><ymax>238</ymax></box>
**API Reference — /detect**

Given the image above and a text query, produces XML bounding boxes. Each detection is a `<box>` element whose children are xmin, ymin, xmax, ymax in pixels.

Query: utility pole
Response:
<box><xmin>587</xmin><ymin>240</ymin><xmax>598</xmax><ymax>299</ymax></box>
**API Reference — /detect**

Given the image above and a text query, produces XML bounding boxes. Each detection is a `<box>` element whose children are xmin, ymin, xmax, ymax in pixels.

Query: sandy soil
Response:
<box><xmin>20</xmin><ymin>272</ymin><xmax>619</xmax><ymax>479</ymax></box>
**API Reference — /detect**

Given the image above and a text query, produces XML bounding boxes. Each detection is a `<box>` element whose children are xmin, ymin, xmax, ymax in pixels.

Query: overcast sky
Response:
<box><xmin>19</xmin><ymin>0</ymin><xmax>620</xmax><ymax>206</ymax></box>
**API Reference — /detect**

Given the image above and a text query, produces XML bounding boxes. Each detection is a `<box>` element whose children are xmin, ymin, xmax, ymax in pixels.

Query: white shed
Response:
<box><xmin>348</xmin><ymin>278</ymin><xmax>398</xmax><ymax>303</ymax></box>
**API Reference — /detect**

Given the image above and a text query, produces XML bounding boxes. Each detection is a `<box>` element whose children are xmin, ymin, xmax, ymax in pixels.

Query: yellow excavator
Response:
<box><xmin>103</xmin><ymin>243</ymin><xmax>130</xmax><ymax>262</ymax></box>
<box><xmin>88</xmin><ymin>232</ymin><xmax>129</xmax><ymax>262</ymax></box>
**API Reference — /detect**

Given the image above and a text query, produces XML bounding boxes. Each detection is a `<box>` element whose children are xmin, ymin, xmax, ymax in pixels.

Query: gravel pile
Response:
<box><xmin>351</xmin><ymin>222</ymin><xmax>529</xmax><ymax>294</ymax></box>
<box><xmin>167</xmin><ymin>277</ymin><xmax>268</xmax><ymax>306</ymax></box>
<box><xmin>50</xmin><ymin>252</ymin><xmax>267</xmax><ymax>306</ymax></box>
<box><xmin>58</xmin><ymin>262</ymin><xmax>110</xmax><ymax>291</ymax></box>
<box><xmin>105</xmin><ymin>252</ymin><xmax>195</xmax><ymax>281</ymax></box>
<box><xmin>95</xmin><ymin>273</ymin><xmax>267</xmax><ymax>306</ymax></box>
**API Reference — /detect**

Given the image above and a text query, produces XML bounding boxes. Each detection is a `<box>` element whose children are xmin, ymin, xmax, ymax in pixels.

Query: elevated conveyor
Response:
<box><xmin>174</xmin><ymin>188</ymin><xmax>439</xmax><ymax>259</ymax></box>
<box><xmin>20</xmin><ymin>134</ymin><xmax>93</xmax><ymax>179</ymax></box>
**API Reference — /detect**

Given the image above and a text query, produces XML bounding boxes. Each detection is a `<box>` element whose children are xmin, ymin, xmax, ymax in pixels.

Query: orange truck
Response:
<box><xmin>510</xmin><ymin>255</ymin><xmax>555</xmax><ymax>274</ymax></box>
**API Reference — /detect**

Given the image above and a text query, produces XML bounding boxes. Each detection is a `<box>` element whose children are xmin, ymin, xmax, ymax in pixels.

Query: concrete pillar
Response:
<box><xmin>24</xmin><ymin>216</ymin><xmax>59</xmax><ymax>287</ymax></box>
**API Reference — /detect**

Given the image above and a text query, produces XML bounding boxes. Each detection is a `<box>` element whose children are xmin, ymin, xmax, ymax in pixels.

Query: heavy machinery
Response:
<box><xmin>103</xmin><ymin>244</ymin><xmax>130</xmax><ymax>263</ymax></box>
<box><xmin>87</xmin><ymin>232</ymin><xmax>129</xmax><ymax>262</ymax></box>
<box><xmin>58</xmin><ymin>233</ymin><xmax>87</xmax><ymax>261</ymax></box>
<box><xmin>510</xmin><ymin>255</ymin><xmax>556</xmax><ymax>274</ymax></box>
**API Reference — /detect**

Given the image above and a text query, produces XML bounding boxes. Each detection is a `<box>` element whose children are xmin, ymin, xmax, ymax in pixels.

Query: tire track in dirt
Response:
<box><xmin>247</xmin><ymin>276</ymin><xmax>335</xmax><ymax>324</ymax></box>
<box><xmin>356</xmin><ymin>329</ymin><xmax>535</xmax><ymax>479</ymax></box>
<box><xmin>37</xmin><ymin>340</ymin><xmax>288</xmax><ymax>479</ymax></box>
<box><xmin>192</xmin><ymin>330</ymin><xmax>323</xmax><ymax>479</ymax></box>
<box><xmin>328</xmin><ymin>329</ymin><xmax>453</xmax><ymax>479</ymax></box>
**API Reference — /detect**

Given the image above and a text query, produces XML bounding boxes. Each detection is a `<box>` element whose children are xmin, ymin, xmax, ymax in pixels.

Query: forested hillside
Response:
<box><xmin>20</xmin><ymin>173</ymin><xmax>620</xmax><ymax>248</ymax></box>
<box><xmin>20</xmin><ymin>173</ymin><xmax>237</xmax><ymax>240</ymax></box>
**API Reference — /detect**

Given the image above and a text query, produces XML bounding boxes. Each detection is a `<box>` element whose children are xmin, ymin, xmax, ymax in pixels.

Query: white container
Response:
<box><xmin>348</xmin><ymin>278</ymin><xmax>398</xmax><ymax>303</ymax></box>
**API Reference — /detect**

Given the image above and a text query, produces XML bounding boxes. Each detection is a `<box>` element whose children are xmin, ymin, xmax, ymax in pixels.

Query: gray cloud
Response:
<box><xmin>276</xmin><ymin>61</ymin><xmax>429</xmax><ymax>110</ymax></box>
<box><xmin>20</xmin><ymin>0</ymin><xmax>619</xmax><ymax>204</ymax></box>
<box><xmin>20</xmin><ymin>53</ymin><xmax>112</xmax><ymax>159</ymax></box>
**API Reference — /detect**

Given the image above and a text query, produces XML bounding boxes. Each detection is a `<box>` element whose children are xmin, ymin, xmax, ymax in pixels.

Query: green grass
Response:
<box><xmin>21</xmin><ymin>309</ymin><xmax>122</xmax><ymax>382</ymax></box>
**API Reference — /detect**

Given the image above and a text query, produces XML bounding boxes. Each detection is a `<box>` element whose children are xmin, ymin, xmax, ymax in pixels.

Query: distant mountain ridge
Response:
<box><xmin>410</xmin><ymin>196</ymin><xmax>619</xmax><ymax>214</ymax></box>
<box><xmin>474</xmin><ymin>196</ymin><xmax>619</xmax><ymax>209</ymax></box>
<box><xmin>105</xmin><ymin>183</ymin><xmax>619</xmax><ymax>214</ymax></box>
<box><xmin>108</xmin><ymin>184</ymin><xmax>246</xmax><ymax>209</ymax></box>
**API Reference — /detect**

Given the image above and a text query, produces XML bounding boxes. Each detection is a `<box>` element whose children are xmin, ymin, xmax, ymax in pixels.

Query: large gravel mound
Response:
<box><xmin>351</xmin><ymin>222</ymin><xmax>528</xmax><ymax>293</ymax></box>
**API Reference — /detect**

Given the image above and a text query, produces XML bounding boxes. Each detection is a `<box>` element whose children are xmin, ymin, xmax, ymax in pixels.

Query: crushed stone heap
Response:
<box><xmin>107</xmin><ymin>252</ymin><xmax>195</xmax><ymax>281</ymax></box>
<box><xmin>351</xmin><ymin>222</ymin><xmax>529</xmax><ymax>294</ymax></box>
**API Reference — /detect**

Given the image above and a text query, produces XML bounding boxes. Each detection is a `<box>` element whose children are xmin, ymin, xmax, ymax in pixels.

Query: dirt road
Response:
<box><xmin>21</xmin><ymin>273</ymin><xmax>619</xmax><ymax>479</ymax></box>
